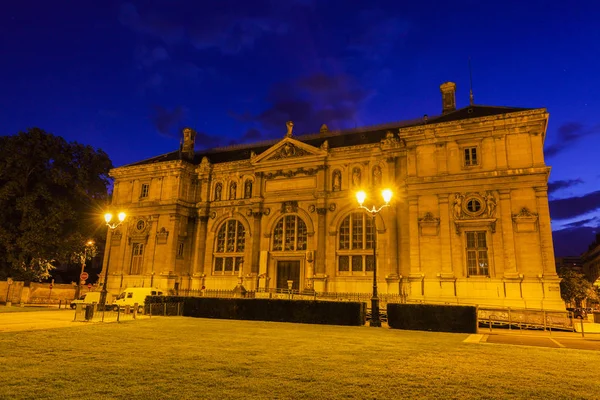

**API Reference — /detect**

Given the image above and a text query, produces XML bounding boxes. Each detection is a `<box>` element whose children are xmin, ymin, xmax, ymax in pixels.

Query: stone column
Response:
<box><xmin>498</xmin><ymin>190</ymin><xmax>518</xmax><ymax>276</ymax></box>
<box><xmin>535</xmin><ymin>187</ymin><xmax>557</xmax><ymax>276</ymax></box>
<box><xmin>315</xmin><ymin>207</ymin><xmax>327</xmax><ymax>275</ymax></box>
<box><xmin>192</xmin><ymin>216</ymin><xmax>209</xmax><ymax>276</ymax></box>
<box><xmin>438</xmin><ymin>195</ymin><xmax>453</xmax><ymax>275</ymax></box>
<box><xmin>251</xmin><ymin>211</ymin><xmax>263</xmax><ymax>274</ymax></box>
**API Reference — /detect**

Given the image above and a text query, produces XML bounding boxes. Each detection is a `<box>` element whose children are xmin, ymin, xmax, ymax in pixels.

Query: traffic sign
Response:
<box><xmin>80</xmin><ymin>280</ymin><xmax>86</xmax><ymax>285</ymax></box>
<box><xmin>80</xmin><ymin>272</ymin><xmax>89</xmax><ymax>281</ymax></box>
<box><xmin>49</xmin><ymin>284</ymin><xmax>53</xmax><ymax>289</ymax></box>
<box><xmin>87</xmin><ymin>284</ymin><xmax>92</xmax><ymax>289</ymax></box>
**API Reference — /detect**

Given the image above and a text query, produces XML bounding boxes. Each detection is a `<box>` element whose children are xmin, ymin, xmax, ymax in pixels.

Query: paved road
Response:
<box><xmin>0</xmin><ymin>309</ymin><xmax>82</xmax><ymax>332</ymax></box>
<box><xmin>465</xmin><ymin>330</ymin><xmax>600</xmax><ymax>351</ymax></box>
<box><xmin>0</xmin><ymin>309</ymin><xmax>143</xmax><ymax>332</ymax></box>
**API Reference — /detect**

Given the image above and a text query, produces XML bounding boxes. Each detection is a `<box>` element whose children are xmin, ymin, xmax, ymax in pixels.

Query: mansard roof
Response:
<box><xmin>126</xmin><ymin>104</ymin><xmax>535</xmax><ymax>167</ymax></box>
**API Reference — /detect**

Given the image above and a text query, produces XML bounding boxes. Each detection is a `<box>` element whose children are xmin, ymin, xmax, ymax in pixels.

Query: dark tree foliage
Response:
<box><xmin>0</xmin><ymin>128</ymin><xmax>113</xmax><ymax>281</ymax></box>
<box><xmin>558</xmin><ymin>269</ymin><xmax>593</xmax><ymax>307</ymax></box>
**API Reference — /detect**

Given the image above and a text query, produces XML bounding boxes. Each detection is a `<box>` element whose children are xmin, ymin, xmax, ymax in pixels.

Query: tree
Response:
<box><xmin>559</xmin><ymin>269</ymin><xmax>593</xmax><ymax>307</ymax></box>
<box><xmin>0</xmin><ymin>128</ymin><xmax>113</xmax><ymax>282</ymax></box>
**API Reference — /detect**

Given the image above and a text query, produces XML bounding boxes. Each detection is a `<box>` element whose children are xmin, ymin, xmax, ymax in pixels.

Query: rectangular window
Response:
<box><xmin>338</xmin><ymin>256</ymin><xmax>350</xmax><ymax>272</ymax></box>
<box><xmin>466</xmin><ymin>231</ymin><xmax>489</xmax><ymax>276</ymax></box>
<box><xmin>224</xmin><ymin>257</ymin><xmax>233</xmax><ymax>272</ymax></box>
<box><xmin>339</xmin><ymin>218</ymin><xmax>350</xmax><ymax>250</ymax></box>
<box><xmin>351</xmin><ymin>214</ymin><xmax>363</xmax><ymax>249</ymax></box>
<box><xmin>464</xmin><ymin>147</ymin><xmax>478</xmax><ymax>166</ymax></box>
<box><xmin>130</xmin><ymin>243</ymin><xmax>144</xmax><ymax>275</ymax></box>
<box><xmin>214</xmin><ymin>258</ymin><xmax>224</xmax><ymax>272</ymax></box>
<box><xmin>351</xmin><ymin>255</ymin><xmax>363</xmax><ymax>272</ymax></box>
<box><xmin>140</xmin><ymin>183</ymin><xmax>149</xmax><ymax>198</ymax></box>
<box><xmin>177</xmin><ymin>242</ymin><xmax>184</xmax><ymax>259</ymax></box>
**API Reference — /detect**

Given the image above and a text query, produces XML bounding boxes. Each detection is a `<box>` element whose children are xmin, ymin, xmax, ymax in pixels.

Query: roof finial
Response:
<box><xmin>285</xmin><ymin>121</ymin><xmax>294</xmax><ymax>137</ymax></box>
<box><xmin>469</xmin><ymin>57</ymin><xmax>474</xmax><ymax>106</ymax></box>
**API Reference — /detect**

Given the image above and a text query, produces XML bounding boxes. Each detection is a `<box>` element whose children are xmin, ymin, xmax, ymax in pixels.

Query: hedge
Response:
<box><xmin>146</xmin><ymin>296</ymin><xmax>366</xmax><ymax>326</ymax></box>
<box><xmin>387</xmin><ymin>303</ymin><xmax>478</xmax><ymax>333</ymax></box>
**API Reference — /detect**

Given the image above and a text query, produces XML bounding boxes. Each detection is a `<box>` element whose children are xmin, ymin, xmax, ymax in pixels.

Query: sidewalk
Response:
<box><xmin>467</xmin><ymin>322</ymin><xmax>600</xmax><ymax>351</ymax></box>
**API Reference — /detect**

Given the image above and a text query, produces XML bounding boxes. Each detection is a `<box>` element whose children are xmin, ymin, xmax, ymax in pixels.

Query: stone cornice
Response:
<box><xmin>399</xmin><ymin>108</ymin><xmax>547</xmax><ymax>136</ymax></box>
<box><xmin>110</xmin><ymin>160</ymin><xmax>195</xmax><ymax>179</ymax></box>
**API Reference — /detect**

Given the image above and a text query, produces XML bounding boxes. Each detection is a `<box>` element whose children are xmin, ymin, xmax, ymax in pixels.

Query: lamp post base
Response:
<box><xmin>370</xmin><ymin>296</ymin><xmax>381</xmax><ymax>327</ymax></box>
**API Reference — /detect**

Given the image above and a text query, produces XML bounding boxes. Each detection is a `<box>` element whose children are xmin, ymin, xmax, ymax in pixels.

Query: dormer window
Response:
<box><xmin>140</xmin><ymin>183</ymin><xmax>149</xmax><ymax>199</ymax></box>
<box><xmin>464</xmin><ymin>147</ymin><xmax>478</xmax><ymax>166</ymax></box>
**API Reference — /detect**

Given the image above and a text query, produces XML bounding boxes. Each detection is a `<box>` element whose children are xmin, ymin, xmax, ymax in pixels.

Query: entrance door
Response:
<box><xmin>276</xmin><ymin>261</ymin><xmax>301</xmax><ymax>291</ymax></box>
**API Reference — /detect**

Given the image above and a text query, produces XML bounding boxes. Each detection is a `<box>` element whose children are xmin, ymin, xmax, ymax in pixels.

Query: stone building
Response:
<box><xmin>101</xmin><ymin>82</ymin><xmax>565</xmax><ymax>310</ymax></box>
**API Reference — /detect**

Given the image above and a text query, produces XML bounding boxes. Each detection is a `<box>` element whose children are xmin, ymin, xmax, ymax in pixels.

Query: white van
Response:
<box><xmin>70</xmin><ymin>292</ymin><xmax>112</xmax><ymax>309</ymax></box>
<box><xmin>112</xmin><ymin>288</ymin><xmax>164</xmax><ymax>313</ymax></box>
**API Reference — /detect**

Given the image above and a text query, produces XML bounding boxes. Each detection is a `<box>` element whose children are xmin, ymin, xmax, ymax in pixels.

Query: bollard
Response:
<box><xmin>580</xmin><ymin>318</ymin><xmax>585</xmax><ymax>338</ymax></box>
<box><xmin>163</xmin><ymin>303</ymin><xmax>167</xmax><ymax>316</ymax></box>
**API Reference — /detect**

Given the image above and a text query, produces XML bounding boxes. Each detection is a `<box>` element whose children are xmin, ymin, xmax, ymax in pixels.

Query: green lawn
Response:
<box><xmin>1</xmin><ymin>317</ymin><xmax>599</xmax><ymax>400</ymax></box>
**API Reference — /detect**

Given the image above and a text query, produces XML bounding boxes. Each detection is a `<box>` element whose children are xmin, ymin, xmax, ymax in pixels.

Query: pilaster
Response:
<box><xmin>499</xmin><ymin>190</ymin><xmax>518</xmax><ymax>276</ymax></box>
<box><xmin>438</xmin><ymin>195</ymin><xmax>453</xmax><ymax>274</ymax></box>
<box><xmin>535</xmin><ymin>187</ymin><xmax>557</xmax><ymax>276</ymax></box>
<box><xmin>408</xmin><ymin>196</ymin><xmax>421</xmax><ymax>274</ymax></box>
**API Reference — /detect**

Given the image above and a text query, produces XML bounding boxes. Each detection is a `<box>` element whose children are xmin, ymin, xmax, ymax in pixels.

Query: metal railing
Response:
<box><xmin>477</xmin><ymin>307</ymin><xmax>575</xmax><ymax>332</ymax></box>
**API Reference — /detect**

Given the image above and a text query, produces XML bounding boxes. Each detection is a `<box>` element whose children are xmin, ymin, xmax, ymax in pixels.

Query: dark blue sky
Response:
<box><xmin>1</xmin><ymin>1</ymin><xmax>599</xmax><ymax>257</ymax></box>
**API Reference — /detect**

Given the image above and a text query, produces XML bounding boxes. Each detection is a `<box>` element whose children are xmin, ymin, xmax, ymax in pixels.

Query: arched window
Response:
<box><xmin>214</xmin><ymin>220</ymin><xmax>245</xmax><ymax>274</ymax></box>
<box><xmin>337</xmin><ymin>212</ymin><xmax>375</xmax><ymax>274</ymax></box>
<box><xmin>272</xmin><ymin>215</ymin><xmax>307</xmax><ymax>251</ymax></box>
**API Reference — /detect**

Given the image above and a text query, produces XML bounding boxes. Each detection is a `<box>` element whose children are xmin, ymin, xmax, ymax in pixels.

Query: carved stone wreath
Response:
<box><xmin>266</xmin><ymin>143</ymin><xmax>310</xmax><ymax>161</ymax></box>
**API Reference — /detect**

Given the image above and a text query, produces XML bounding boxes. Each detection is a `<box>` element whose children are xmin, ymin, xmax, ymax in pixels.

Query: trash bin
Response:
<box><xmin>594</xmin><ymin>312</ymin><xmax>600</xmax><ymax>324</ymax></box>
<box><xmin>85</xmin><ymin>304</ymin><xmax>94</xmax><ymax>321</ymax></box>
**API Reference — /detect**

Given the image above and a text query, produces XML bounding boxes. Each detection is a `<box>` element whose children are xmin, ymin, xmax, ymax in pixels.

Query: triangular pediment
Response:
<box><xmin>251</xmin><ymin>137</ymin><xmax>327</xmax><ymax>166</ymax></box>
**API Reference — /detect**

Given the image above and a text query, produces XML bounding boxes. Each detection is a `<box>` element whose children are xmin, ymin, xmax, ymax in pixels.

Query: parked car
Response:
<box><xmin>112</xmin><ymin>288</ymin><xmax>164</xmax><ymax>313</ymax></box>
<box><xmin>70</xmin><ymin>292</ymin><xmax>113</xmax><ymax>310</ymax></box>
<box><xmin>566</xmin><ymin>308</ymin><xmax>587</xmax><ymax>319</ymax></box>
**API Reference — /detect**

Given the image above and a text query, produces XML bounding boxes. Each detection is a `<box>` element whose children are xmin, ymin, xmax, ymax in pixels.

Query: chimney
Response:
<box><xmin>440</xmin><ymin>82</ymin><xmax>456</xmax><ymax>114</ymax></box>
<box><xmin>181</xmin><ymin>127</ymin><xmax>197</xmax><ymax>160</ymax></box>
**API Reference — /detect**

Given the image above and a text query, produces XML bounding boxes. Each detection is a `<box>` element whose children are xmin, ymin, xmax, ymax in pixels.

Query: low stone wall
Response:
<box><xmin>0</xmin><ymin>281</ymin><xmax>77</xmax><ymax>305</ymax></box>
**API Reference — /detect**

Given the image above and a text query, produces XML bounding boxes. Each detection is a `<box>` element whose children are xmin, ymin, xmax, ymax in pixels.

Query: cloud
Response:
<box><xmin>545</xmin><ymin>122</ymin><xmax>600</xmax><ymax>157</ymax></box>
<box><xmin>188</xmin><ymin>15</ymin><xmax>288</xmax><ymax>55</ymax></box>
<box><xmin>136</xmin><ymin>46</ymin><xmax>169</xmax><ymax>68</ymax></box>
<box><xmin>152</xmin><ymin>106</ymin><xmax>186</xmax><ymax>136</ymax></box>
<box><xmin>346</xmin><ymin>11</ymin><xmax>410</xmax><ymax>63</ymax></box>
<box><xmin>559</xmin><ymin>217</ymin><xmax>599</xmax><ymax>229</ymax></box>
<box><xmin>118</xmin><ymin>2</ymin><xmax>184</xmax><ymax>45</ymax></box>
<box><xmin>236</xmin><ymin>73</ymin><xmax>373</xmax><ymax>135</ymax></box>
<box><xmin>120</xmin><ymin>2</ymin><xmax>292</xmax><ymax>55</ymax></box>
<box><xmin>547</xmin><ymin>179</ymin><xmax>584</xmax><ymax>196</ymax></box>
<box><xmin>195</xmin><ymin>131</ymin><xmax>223</xmax><ymax>149</ymax></box>
<box><xmin>552</xmin><ymin>226</ymin><xmax>599</xmax><ymax>257</ymax></box>
<box><xmin>549</xmin><ymin>190</ymin><xmax>600</xmax><ymax>220</ymax></box>
<box><xmin>240</xmin><ymin>128</ymin><xmax>263</xmax><ymax>142</ymax></box>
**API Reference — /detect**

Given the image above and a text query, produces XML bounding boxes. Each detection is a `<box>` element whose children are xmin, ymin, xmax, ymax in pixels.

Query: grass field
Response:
<box><xmin>1</xmin><ymin>317</ymin><xmax>599</xmax><ymax>400</ymax></box>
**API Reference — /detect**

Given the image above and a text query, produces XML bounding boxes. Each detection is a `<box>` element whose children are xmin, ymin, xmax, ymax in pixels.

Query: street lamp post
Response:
<box><xmin>100</xmin><ymin>212</ymin><xmax>126</xmax><ymax>310</ymax></box>
<box><xmin>356</xmin><ymin>188</ymin><xmax>393</xmax><ymax>327</ymax></box>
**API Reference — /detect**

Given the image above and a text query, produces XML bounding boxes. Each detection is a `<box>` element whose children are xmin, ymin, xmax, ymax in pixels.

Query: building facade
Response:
<box><xmin>101</xmin><ymin>82</ymin><xmax>565</xmax><ymax>310</ymax></box>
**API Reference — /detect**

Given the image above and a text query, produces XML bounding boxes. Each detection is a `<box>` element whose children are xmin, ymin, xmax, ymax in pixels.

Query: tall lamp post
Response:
<box><xmin>356</xmin><ymin>188</ymin><xmax>393</xmax><ymax>327</ymax></box>
<box><xmin>100</xmin><ymin>212</ymin><xmax>126</xmax><ymax>309</ymax></box>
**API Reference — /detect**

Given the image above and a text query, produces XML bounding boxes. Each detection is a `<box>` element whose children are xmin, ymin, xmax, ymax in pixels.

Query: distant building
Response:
<box><xmin>101</xmin><ymin>82</ymin><xmax>565</xmax><ymax>310</ymax></box>
<box><xmin>555</xmin><ymin>256</ymin><xmax>584</xmax><ymax>275</ymax></box>
<box><xmin>583</xmin><ymin>233</ymin><xmax>600</xmax><ymax>286</ymax></box>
